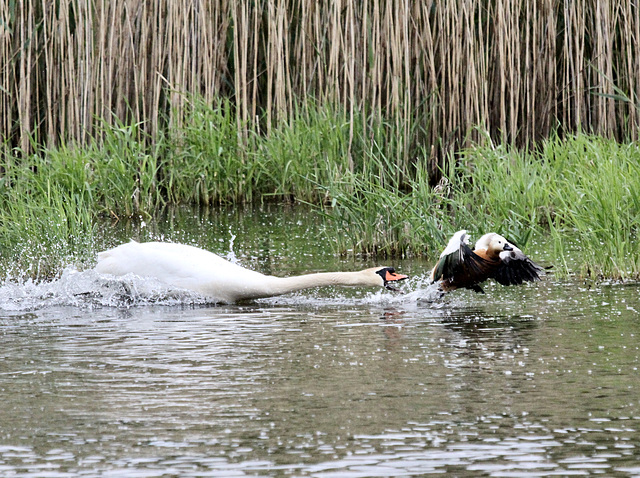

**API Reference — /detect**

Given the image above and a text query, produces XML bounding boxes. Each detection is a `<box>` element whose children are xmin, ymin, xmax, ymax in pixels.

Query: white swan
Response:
<box><xmin>95</xmin><ymin>241</ymin><xmax>408</xmax><ymax>303</ymax></box>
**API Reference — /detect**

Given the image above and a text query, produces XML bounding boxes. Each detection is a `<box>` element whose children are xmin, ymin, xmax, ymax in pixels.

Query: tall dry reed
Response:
<box><xmin>2</xmin><ymin>0</ymin><xmax>640</xmax><ymax>178</ymax></box>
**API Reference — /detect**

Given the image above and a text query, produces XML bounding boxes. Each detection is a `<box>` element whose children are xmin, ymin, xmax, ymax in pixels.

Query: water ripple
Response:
<box><xmin>1</xmin><ymin>266</ymin><xmax>640</xmax><ymax>476</ymax></box>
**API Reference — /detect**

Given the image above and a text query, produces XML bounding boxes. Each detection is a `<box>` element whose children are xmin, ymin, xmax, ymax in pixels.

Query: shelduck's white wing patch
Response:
<box><xmin>439</xmin><ymin>230</ymin><xmax>468</xmax><ymax>258</ymax></box>
<box><xmin>431</xmin><ymin>230</ymin><xmax>475</xmax><ymax>282</ymax></box>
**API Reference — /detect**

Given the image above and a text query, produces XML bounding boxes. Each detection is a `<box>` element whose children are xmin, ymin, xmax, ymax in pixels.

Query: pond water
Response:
<box><xmin>1</xmin><ymin>207</ymin><xmax>639</xmax><ymax>477</ymax></box>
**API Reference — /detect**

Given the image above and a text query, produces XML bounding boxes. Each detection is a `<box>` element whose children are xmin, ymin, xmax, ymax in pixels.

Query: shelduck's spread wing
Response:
<box><xmin>492</xmin><ymin>249</ymin><xmax>544</xmax><ymax>286</ymax></box>
<box><xmin>431</xmin><ymin>230</ymin><xmax>491</xmax><ymax>282</ymax></box>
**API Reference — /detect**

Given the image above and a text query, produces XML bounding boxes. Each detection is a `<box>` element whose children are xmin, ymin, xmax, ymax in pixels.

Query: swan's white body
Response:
<box><xmin>95</xmin><ymin>241</ymin><xmax>406</xmax><ymax>303</ymax></box>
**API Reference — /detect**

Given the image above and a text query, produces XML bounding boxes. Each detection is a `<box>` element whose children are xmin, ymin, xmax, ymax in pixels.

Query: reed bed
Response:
<box><xmin>0</xmin><ymin>97</ymin><xmax>638</xmax><ymax>279</ymax></box>
<box><xmin>3</xmin><ymin>0</ymin><xmax>640</xmax><ymax>279</ymax></box>
<box><xmin>3</xmin><ymin>0</ymin><xmax>640</xmax><ymax>174</ymax></box>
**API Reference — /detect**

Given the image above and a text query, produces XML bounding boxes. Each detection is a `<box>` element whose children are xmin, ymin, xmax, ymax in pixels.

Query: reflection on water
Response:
<box><xmin>1</xmin><ymin>280</ymin><xmax>639</xmax><ymax>476</ymax></box>
<box><xmin>1</xmin><ymin>208</ymin><xmax>640</xmax><ymax>476</ymax></box>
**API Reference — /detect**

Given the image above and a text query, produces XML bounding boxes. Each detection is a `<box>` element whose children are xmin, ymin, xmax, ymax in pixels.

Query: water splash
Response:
<box><xmin>0</xmin><ymin>268</ymin><xmax>210</xmax><ymax>311</ymax></box>
<box><xmin>401</xmin><ymin>275</ymin><xmax>446</xmax><ymax>303</ymax></box>
<box><xmin>224</xmin><ymin>227</ymin><xmax>239</xmax><ymax>263</ymax></box>
<box><xmin>0</xmin><ymin>267</ymin><xmax>448</xmax><ymax>311</ymax></box>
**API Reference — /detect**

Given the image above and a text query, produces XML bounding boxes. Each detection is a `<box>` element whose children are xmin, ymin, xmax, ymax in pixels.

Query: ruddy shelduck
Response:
<box><xmin>429</xmin><ymin>230</ymin><xmax>543</xmax><ymax>294</ymax></box>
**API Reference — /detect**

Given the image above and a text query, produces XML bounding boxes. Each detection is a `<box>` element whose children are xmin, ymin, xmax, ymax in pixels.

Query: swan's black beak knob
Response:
<box><xmin>377</xmin><ymin>267</ymin><xmax>409</xmax><ymax>292</ymax></box>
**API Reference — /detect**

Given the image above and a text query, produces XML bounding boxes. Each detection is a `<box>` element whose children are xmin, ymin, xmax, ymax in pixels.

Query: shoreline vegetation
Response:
<box><xmin>2</xmin><ymin>1</ymin><xmax>640</xmax><ymax>280</ymax></box>
<box><xmin>1</xmin><ymin>100</ymin><xmax>639</xmax><ymax>281</ymax></box>
<box><xmin>4</xmin><ymin>1</ymin><xmax>640</xmax><ymax>155</ymax></box>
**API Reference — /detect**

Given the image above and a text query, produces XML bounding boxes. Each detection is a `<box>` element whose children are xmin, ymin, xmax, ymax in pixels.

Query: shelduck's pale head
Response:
<box><xmin>475</xmin><ymin>233</ymin><xmax>514</xmax><ymax>256</ymax></box>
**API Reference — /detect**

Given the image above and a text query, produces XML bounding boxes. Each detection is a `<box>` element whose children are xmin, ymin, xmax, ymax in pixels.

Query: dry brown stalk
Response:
<box><xmin>2</xmin><ymin>0</ymin><xmax>640</xmax><ymax>175</ymax></box>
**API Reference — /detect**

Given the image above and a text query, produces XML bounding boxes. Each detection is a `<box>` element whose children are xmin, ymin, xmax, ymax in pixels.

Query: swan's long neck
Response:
<box><xmin>275</xmin><ymin>271</ymin><xmax>374</xmax><ymax>291</ymax></box>
<box><xmin>236</xmin><ymin>270</ymin><xmax>376</xmax><ymax>301</ymax></box>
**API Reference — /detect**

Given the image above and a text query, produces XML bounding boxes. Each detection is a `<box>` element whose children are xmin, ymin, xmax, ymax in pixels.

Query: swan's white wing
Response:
<box><xmin>97</xmin><ymin>241</ymin><xmax>241</xmax><ymax>277</ymax></box>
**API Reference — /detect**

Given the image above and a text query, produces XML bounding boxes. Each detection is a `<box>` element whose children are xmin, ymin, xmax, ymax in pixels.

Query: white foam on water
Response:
<box><xmin>0</xmin><ymin>267</ymin><xmax>211</xmax><ymax>311</ymax></box>
<box><xmin>0</xmin><ymin>267</ymin><xmax>447</xmax><ymax>312</ymax></box>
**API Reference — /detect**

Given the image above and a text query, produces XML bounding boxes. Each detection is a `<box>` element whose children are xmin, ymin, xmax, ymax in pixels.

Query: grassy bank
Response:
<box><xmin>454</xmin><ymin>136</ymin><xmax>640</xmax><ymax>280</ymax></box>
<box><xmin>1</xmin><ymin>100</ymin><xmax>639</xmax><ymax>280</ymax></box>
<box><xmin>322</xmin><ymin>133</ymin><xmax>640</xmax><ymax>280</ymax></box>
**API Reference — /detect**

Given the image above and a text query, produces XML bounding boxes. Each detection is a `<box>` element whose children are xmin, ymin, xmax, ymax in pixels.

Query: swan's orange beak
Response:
<box><xmin>384</xmin><ymin>270</ymin><xmax>408</xmax><ymax>282</ymax></box>
<box><xmin>379</xmin><ymin>268</ymin><xmax>408</xmax><ymax>292</ymax></box>
<box><xmin>376</xmin><ymin>267</ymin><xmax>408</xmax><ymax>291</ymax></box>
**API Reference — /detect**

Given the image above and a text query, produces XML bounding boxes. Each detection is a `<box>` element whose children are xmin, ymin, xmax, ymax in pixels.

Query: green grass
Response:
<box><xmin>319</xmin><ymin>132</ymin><xmax>640</xmax><ymax>279</ymax></box>
<box><xmin>450</xmin><ymin>135</ymin><xmax>640</xmax><ymax>280</ymax></box>
<box><xmin>0</xmin><ymin>98</ymin><xmax>638</xmax><ymax>280</ymax></box>
<box><xmin>163</xmin><ymin>98</ymin><xmax>246</xmax><ymax>204</ymax></box>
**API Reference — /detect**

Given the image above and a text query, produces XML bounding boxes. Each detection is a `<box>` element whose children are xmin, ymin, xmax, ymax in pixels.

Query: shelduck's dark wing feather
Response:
<box><xmin>433</xmin><ymin>247</ymin><xmax>462</xmax><ymax>280</ymax></box>
<box><xmin>462</xmin><ymin>246</ymin><xmax>493</xmax><ymax>278</ymax></box>
<box><xmin>493</xmin><ymin>250</ymin><xmax>544</xmax><ymax>286</ymax></box>
<box><xmin>432</xmin><ymin>232</ymin><xmax>465</xmax><ymax>281</ymax></box>
<box><xmin>433</xmin><ymin>237</ymin><xmax>492</xmax><ymax>282</ymax></box>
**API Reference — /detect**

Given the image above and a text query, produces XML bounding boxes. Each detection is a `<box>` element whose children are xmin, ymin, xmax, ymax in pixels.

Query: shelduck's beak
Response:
<box><xmin>503</xmin><ymin>243</ymin><xmax>514</xmax><ymax>251</ymax></box>
<box><xmin>377</xmin><ymin>267</ymin><xmax>409</xmax><ymax>291</ymax></box>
